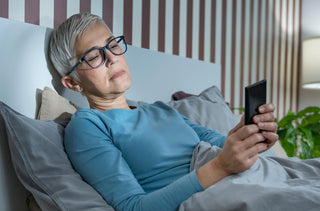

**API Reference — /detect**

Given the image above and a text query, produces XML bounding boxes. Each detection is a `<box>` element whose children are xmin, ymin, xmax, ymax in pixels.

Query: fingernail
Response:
<box><xmin>258</xmin><ymin>122</ymin><xmax>264</xmax><ymax>127</ymax></box>
<box><xmin>254</xmin><ymin>117</ymin><xmax>260</xmax><ymax>122</ymax></box>
<box><xmin>259</xmin><ymin>106</ymin><xmax>265</xmax><ymax>113</ymax></box>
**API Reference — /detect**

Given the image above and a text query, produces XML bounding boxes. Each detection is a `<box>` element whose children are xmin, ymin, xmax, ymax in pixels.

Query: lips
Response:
<box><xmin>110</xmin><ymin>70</ymin><xmax>125</xmax><ymax>80</ymax></box>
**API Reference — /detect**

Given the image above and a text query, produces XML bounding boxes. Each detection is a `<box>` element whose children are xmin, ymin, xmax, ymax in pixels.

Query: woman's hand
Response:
<box><xmin>196</xmin><ymin>103</ymin><xmax>278</xmax><ymax>189</ymax></box>
<box><xmin>196</xmin><ymin>123</ymin><xmax>266</xmax><ymax>188</ymax></box>
<box><xmin>228</xmin><ymin>103</ymin><xmax>278</xmax><ymax>152</ymax></box>
<box><xmin>252</xmin><ymin>103</ymin><xmax>278</xmax><ymax>151</ymax></box>
<box><xmin>216</xmin><ymin>123</ymin><xmax>267</xmax><ymax>174</ymax></box>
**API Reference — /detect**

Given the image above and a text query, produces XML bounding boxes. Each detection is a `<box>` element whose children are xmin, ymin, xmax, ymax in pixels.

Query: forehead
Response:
<box><xmin>74</xmin><ymin>23</ymin><xmax>113</xmax><ymax>56</ymax></box>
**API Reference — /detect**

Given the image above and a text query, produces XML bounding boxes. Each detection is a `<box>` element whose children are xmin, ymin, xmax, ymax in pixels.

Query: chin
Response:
<box><xmin>117</xmin><ymin>79</ymin><xmax>131</xmax><ymax>93</ymax></box>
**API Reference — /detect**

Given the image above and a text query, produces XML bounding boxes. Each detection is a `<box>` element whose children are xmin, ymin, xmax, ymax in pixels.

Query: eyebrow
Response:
<box><xmin>76</xmin><ymin>36</ymin><xmax>115</xmax><ymax>59</ymax></box>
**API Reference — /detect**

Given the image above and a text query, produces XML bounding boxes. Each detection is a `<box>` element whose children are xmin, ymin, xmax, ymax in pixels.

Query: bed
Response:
<box><xmin>0</xmin><ymin>17</ymin><xmax>290</xmax><ymax>211</ymax></box>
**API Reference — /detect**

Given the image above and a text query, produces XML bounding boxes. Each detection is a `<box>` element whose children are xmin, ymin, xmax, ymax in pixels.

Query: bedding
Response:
<box><xmin>168</xmin><ymin>86</ymin><xmax>239</xmax><ymax>136</ymax></box>
<box><xmin>0</xmin><ymin>102</ymin><xmax>114</xmax><ymax>211</ymax></box>
<box><xmin>0</xmin><ymin>85</ymin><xmax>238</xmax><ymax>211</ymax></box>
<box><xmin>1</xmin><ymin>85</ymin><xmax>288</xmax><ymax>210</ymax></box>
<box><xmin>37</xmin><ymin>87</ymin><xmax>78</xmax><ymax>121</ymax></box>
<box><xmin>179</xmin><ymin>141</ymin><xmax>320</xmax><ymax>211</ymax></box>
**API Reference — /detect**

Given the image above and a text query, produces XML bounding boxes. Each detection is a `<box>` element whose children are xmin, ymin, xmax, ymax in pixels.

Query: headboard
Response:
<box><xmin>0</xmin><ymin>17</ymin><xmax>220</xmax><ymax>118</ymax></box>
<box><xmin>0</xmin><ymin>18</ymin><xmax>221</xmax><ymax>211</ymax></box>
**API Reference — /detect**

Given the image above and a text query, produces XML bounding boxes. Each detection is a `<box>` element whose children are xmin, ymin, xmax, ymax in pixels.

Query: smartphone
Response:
<box><xmin>245</xmin><ymin>80</ymin><xmax>266</xmax><ymax>125</ymax></box>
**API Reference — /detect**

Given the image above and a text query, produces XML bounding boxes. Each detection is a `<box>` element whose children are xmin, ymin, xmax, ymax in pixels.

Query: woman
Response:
<box><xmin>49</xmin><ymin>13</ymin><xmax>278</xmax><ymax>210</ymax></box>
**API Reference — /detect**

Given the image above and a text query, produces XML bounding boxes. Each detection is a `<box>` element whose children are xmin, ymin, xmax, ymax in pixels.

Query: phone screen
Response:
<box><xmin>245</xmin><ymin>80</ymin><xmax>267</xmax><ymax>125</ymax></box>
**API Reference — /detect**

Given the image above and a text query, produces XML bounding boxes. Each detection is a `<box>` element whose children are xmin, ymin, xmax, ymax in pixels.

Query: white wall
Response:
<box><xmin>299</xmin><ymin>0</ymin><xmax>320</xmax><ymax>110</ymax></box>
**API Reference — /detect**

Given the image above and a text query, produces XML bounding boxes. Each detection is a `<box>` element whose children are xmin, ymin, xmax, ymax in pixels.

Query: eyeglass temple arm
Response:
<box><xmin>65</xmin><ymin>60</ymin><xmax>82</xmax><ymax>76</ymax></box>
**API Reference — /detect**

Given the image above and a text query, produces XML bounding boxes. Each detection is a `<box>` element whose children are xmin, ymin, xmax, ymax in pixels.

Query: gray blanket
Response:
<box><xmin>179</xmin><ymin>141</ymin><xmax>320</xmax><ymax>211</ymax></box>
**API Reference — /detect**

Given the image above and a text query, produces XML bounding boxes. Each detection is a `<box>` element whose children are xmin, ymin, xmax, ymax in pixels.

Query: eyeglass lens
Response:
<box><xmin>85</xmin><ymin>37</ymin><xmax>126</xmax><ymax>69</ymax></box>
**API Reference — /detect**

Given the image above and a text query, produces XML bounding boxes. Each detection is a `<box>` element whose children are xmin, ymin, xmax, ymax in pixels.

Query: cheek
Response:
<box><xmin>78</xmin><ymin>70</ymin><xmax>104</xmax><ymax>87</ymax></box>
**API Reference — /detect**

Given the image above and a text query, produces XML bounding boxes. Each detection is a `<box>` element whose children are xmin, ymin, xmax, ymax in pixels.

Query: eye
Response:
<box><xmin>108</xmin><ymin>39</ymin><xmax>120</xmax><ymax>49</ymax></box>
<box><xmin>110</xmin><ymin>43</ymin><xmax>117</xmax><ymax>48</ymax></box>
<box><xmin>86</xmin><ymin>50</ymin><xmax>102</xmax><ymax>62</ymax></box>
<box><xmin>88</xmin><ymin>54</ymin><xmax>100</xmax><ymax>62</ymax></box>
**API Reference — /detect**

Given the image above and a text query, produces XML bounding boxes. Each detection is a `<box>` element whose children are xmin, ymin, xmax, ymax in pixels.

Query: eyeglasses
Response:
<box><xmin>65</xmin><ymin>35</ymin><xmax>127</xmax><ymax>76</ymax></box>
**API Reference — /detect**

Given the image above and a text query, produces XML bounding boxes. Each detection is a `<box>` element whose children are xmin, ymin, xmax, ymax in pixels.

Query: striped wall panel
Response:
<box><xmin>0</xmin><ymin>0</ymin><xmax>301</xmax><ymax>119</ymax></box>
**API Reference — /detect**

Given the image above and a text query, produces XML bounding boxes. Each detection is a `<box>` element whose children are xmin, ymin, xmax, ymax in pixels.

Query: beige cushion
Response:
<box><xmin>37</xmin><ymin>87</ymin><xmax>78</xmax><ymax>121</ymax></box>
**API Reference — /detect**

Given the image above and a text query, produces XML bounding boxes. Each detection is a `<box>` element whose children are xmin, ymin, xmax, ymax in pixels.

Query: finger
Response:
<box><xmin>242</xmin><ymin>133</ymin><xmax>266</xmax><ymax>149</ymax></box>
<box><xmin>253</xmin><ymin>112</ymin><xmax>275</xmax><ymax>123</ymax></box>
<box><xmin>246</xmin><ymin>142</ymin><xmax>268</xmax><ymax>158</ymax></box>
<box><xmin>257</xmin><ymin>122</ymin><xmax>278</xmax><ymax>131</ymax></box>
<box><xmin>248</xmin><ymin>154</ymin><xmax>259</xmax><ymax>165</ymax></box>
<box><xmin>261</xmin><ymin>131</ymin><xmax>279</xmax><ymax>143</ymax></box>
<box><xmin>258</xmin><ymin>103</ymin><xmax>275</xmax><ymax>114</ymax></box>
<box><xmin>235</xmin><ymin>124</ymin><xmax>260</xmax><ymax>140</ymax></box>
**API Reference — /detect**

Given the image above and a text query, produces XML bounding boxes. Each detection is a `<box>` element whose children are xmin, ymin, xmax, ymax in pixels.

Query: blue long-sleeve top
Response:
<box><xmin>64</xmin><ymin>101</ymin><xmax>226</xmax><ymax>211</ymax></box>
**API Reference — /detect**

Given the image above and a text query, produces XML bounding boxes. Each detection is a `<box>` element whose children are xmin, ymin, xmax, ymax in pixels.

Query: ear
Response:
<box><xmin>61</xmin><ymin>76</ymin><xmax>83</xmax><ymax>92</ymax></box>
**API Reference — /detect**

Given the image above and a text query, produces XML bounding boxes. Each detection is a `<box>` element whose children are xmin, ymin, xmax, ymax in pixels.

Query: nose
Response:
<box><xmin>105</xmin><ymin>49</ymin><xmax>118</xmax><ymax>67</ymax></box>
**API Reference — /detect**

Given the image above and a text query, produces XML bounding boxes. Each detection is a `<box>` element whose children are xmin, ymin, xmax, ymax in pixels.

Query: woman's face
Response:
<box><xmin>73</xmin><ymin>22</ymin><xmax>131</xmax><ymax>99</ymax></box>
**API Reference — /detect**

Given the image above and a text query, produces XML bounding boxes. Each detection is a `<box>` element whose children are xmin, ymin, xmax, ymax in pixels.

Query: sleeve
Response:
<box><xmin>181</xmin><ymin>115</ymin><xmax>227</xmax><ymax>148</ymax></box>
<box><xmin>64</xmin><ymin>115</ymin><xmax>204</xmax><ymax>211</ymax></box>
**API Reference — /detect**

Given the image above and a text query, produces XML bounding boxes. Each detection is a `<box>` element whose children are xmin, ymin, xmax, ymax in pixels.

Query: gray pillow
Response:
<box><xmin>168</xmin><ymin>86</ymin><xmax>239</xmax><ymax>135</ymax></box>
<box><xmin>0</xmin><ymin>102</ymin><xmax>114</xmax><ymax>211</ymax></box>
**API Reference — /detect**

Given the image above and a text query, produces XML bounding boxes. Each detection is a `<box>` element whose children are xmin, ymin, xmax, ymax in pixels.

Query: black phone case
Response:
<box><xmin>245</xmin><ymin>80</ymin><xmax>266</xmax><ymax>125</ymax></box>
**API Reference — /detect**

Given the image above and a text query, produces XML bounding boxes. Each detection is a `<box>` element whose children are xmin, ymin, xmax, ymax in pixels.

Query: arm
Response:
<box><xmin>182</xmin><ymin>116</ymin><xmax>226</xmax><ymax>148</ymax></box>
<box><xmin>64</xmin><ymin>116</ymin><xmax>203</xmax><ymax>211</ymax></box>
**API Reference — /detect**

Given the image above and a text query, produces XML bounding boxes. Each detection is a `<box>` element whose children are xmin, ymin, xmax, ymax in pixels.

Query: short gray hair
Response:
<box><xmin>49</xmin><ymin>12</ymin><xmax>109</xmax><ymax>78</ymax></box>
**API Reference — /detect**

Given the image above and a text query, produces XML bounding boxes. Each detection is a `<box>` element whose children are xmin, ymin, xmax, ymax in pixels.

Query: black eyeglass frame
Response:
<box><xmin>65</xmin><ymin>35</ymin><xmax>127</xmax><ymax>76</ymax></box>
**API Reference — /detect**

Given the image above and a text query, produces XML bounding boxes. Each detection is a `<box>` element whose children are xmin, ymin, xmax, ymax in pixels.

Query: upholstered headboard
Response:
<box><xmin>0</xmin><ymin>17</ymin><xmax>220</xmax><ymax>118</ymax></box>
<box><xmin>0</xmin><ymin>17</ymin><xmax>221</xmax><ymax>211</ymax></box>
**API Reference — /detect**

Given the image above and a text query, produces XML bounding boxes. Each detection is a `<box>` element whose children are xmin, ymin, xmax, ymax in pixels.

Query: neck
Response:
<box><xmin>86</xmin><ymin>93</ymin><xmax>130</xmax><ymax>111</ymax></box>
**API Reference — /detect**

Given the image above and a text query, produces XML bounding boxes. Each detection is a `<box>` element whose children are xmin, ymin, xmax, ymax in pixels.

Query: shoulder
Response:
<box><xmin>64</xmin><ymin>108</ymin><xmax>113</xmax><ymax>149</ymax></box>
<box><xmin>65</xmin><ymin>108</ymin><xmax>108</xmax><ymax>135</ymax></box>
<box><xmin>68</xmin><ymin>108</ymin><xmax>98</xmax><ymax>126</ymax></box>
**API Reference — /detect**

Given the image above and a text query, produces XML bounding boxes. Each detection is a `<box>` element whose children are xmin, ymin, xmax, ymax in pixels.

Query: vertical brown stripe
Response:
<box><xmin>0</xmin><ymin>0</ymin><xmax>8</xmax><ymax>18</ymax></box>
<box><xmin>123</xmin><ymin>0</ymin><xmax>133</xmax><ymax>45</ymax></box>
<box><xmin>239</xmin><ymin>0</ymin><xmax>246</xmax><ymax>110</ymax></box>
<box><xmin>296</xmin><ymin>0</ymin><xmax>302</xmax><ymax>113</ymax></box>
<box><xmin>277</xmin><ymin>0</ymin><xmax>283</xmax><ymax>118</ymax></box>
<box><xmin>270</xmin><ymin>0</ymin><xmax>276</xmax><ymax>109</ymax></box>
<box><xmin>248</xmin><ymin>0</ymin><xmax>254</xmax><ymax>84</ymax></box>
<box><xmin>256</xmin><ymin>0</ymin><xmax>262</xmax><ymax>81</ymax></box>
<box><xmin>290</xmin><ymin>0</ymin><xmax>296</xmax><ymax>112</ymax></box>
<box><xmin>210</xmin><ymin>0</ymin><xmax>216</xmax><ymax>63</ymax></box>
<box><xmin>220</xmin><ymin>0</ymin><xmax>227</xmax><ymax>97</ymax></box>
<box><xmin>230</xmin><ymin>0</ymin><xmax>237</xmax><ymax>110</ymax></box>
<box><xmin>158</xmin><ymin>0</ymin><xmax>166</xmax><ymax>52</ymax></box>
<box><xmin>173</xmin><ymin>0</ymin><xmax>180</xmax><ymax>55</ymax></box>
<box><xmin>198</xmin><ymin>0</ymin><xmax>205</xmax><ymax>60</ymax></box>
<box><xmin>54</xmin><ymin>0</ymin><xmax>66</xmax><ymax>28</ymax></box>
<box><xmin>283</xmin><ymin>0</ymin><xmax>289</xmax><ymax>116</ymax></box>
<box><xmin>263</xmin><ymin>0</ymin><xmax>269</xmax><ymax>81</ymax></box>
<box><xmin>80</xmin><ymin>0</ymin><xmax>91</xmax><ymax>13</ymax></box>
<box><xmin>103</xmin><ymin>0</ymin><xmax>113</xmax><ymax>32</ymax></box>
<box><xmin>142</xmin><ymin>0</ymin><xmax>150</xmax><ymax>49</ymax></box>
<box><xmin>25</xmin><ymin>0</ymin><xmax>40</xmax><ymax>25</ymax></box>
<box><xmin>186</xmin><ymin>0</ymin><xmax>193</xmax><ymax>58</ymax></box>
